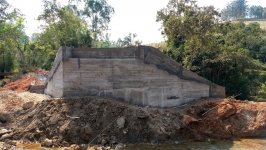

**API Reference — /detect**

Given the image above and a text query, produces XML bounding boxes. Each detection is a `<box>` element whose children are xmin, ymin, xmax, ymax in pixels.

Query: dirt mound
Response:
<box><xmin>0</xmin><ymin>71</ymin><xmax>48</xmax><ymax>92</ymax></box>
<box><xmin>0</xmin><ymin>76</ymin><xmax>35</xmax><ymax>91</ymax></box>
<box><xmin>0</xmin><ymin>91</ymin><xmax>50</xmax><ymax>111</ymax></box>
<box><xmin>188</xmin><ymin>100</ymin><xmax>266</xmax><ymax>140</ymax></box>
<box><xmin>0</xmin><ymin>92</ymin><xmax>265</xmax><ymax>148</ymax></box>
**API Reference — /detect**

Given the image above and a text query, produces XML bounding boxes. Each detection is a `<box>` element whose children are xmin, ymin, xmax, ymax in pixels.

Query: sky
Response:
<box><xmin>7</xmin><ymin>0</ymin><xmax>266</xmax><ymax>44</ymax></box>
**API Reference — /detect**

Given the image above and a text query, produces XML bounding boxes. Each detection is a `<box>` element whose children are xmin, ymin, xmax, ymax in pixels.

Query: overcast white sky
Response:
<box><xmin>7</xmin><ymin>0</ymin><xmax>266</xmax><ymax>44</ymax></box>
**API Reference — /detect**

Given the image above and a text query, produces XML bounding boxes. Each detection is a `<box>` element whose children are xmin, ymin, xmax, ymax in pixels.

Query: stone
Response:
<box><xmin>115</xmin><ymin>143</ymin><xmax>125</xmax><ymax>150</ymax></box>
<box><xmin>58</xmin><ymin>121</ymin><xmax>64</xmax><ymax>126</ymax></box>
<box><xmin>116</xmin><ymin>117</ymin><xmax>125</xmax><ymax>129</ymax></box>
<box><xmin>101</xmin><ymin>139</ymin><xmax>107</xmax><ymax>145</ymax></box>
<box><xmin>182</xmin><ymin>115</ymin><xmax>198</xmax><ymax>125</ymax></box>
<box><xmin>49</xmin><ymin>116</ymin><xmax>59</xmax><ymax>125</ymax></box>
<box><xmin>122</xmin><ymin>128</ymin><xmax>128</xmax><ymax>134</ymax></box>
<box><xmin>218</xmin><ymin>101</ymin><xmax>237</xmax><ymax>120</ymax></box>
<box><xmin>137</xmin><ymin>110</ymin><xmax>148</xmax><ymax>119</ymax></box>
<box><xmin>1</xmin><ymin>133</ymin><xmax>11</xmax><ymax>139</ymax></box>
<box><xmin>110</xmin><ymin>136</ymin><xmax>117</xmax><ymax>144</ymax></box>
<box><xmin>0</xmin><ymin>129</ymin><xmax>11</xmax><ymax>135</ymax></box>
<box><xmin>23</xmin><ymin>102</ymin><xmax>34</xmax><ymax>110</ymax></box>
<box><xmin>80</xmin><ymin>144</ymin><xmax>88</xmax><ymax>149</ymax></box>
<box><xmin>0</xmin><ymin>114</ymin><xmax>8</xmax><ymax>123</ymax></box>
<box><xmin>69</xmin><ymin>144</ymin><xmax>80</xmax><ymax>150</ymax></box>
<box><xmin>44</xmin><ymin>138</ymin><xmax>53</xmax><ymax>147</ymax></box>
<box><xmin>80</xmin><ymin>124</ymin><xmax>92</xmax><ymax>140</ymax></box>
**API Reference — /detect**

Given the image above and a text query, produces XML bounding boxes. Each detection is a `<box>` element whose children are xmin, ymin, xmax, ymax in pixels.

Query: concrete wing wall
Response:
<box><xmin>138</xmin><ymin>46</ymin><xmax>225</xmax><ymax>98</ymax></box>
<box><xmin>44</xmin><ymin>46</ymin><xmax>225</xmax><ymax>108</ymax></box>
<box><xmin>44</xmin><ymin>47</ymin><xmax>65</xmax><ymax>97</ymax></box>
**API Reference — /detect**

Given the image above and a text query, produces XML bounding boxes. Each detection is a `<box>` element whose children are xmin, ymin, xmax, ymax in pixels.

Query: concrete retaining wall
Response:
<box><xmin>44</xmin><ymin>46</ymin><xmax>225</xmax><ymax>107</ymax></box>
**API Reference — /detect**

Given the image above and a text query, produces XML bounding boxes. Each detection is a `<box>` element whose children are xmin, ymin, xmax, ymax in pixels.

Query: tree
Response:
<box><xmin>157</xmin><ymin>0</ymin><xmax>266</xmax><ymax>100</ymax></box>
<box><xmin>122</xmin><ymin>33</ymin><xmax>142</xmax><ymax>47</ymax></box>
<box><xmin>157</xmin><ymin>0</ymin><xmax>220</xmax><ymax>69</ymax></box>
<box><xmin>94</xmin><ymin>33</ymin><xmax>142</xmax><ymax>48</ymax></box>
<box><xmin>249</xmin><ymin>5</ymin><xmax>264</xmax><ymax>18</ymax></box>
<box><xmin>0</xmin><ymin>15</ymin><xmax>31</xmax><ymax>73</ymax></box>
<box><xmin>0</xmin><ymin>0</ymin><xmax>10</xmax><ymax>20</ymax></box>
<box><xmin>263</xmin><ymin>9</ymin><xmax>266</xmax><ymax>18</ymax></box>
<box><xmin>38</xmin><ymin>2</ymin><xmax>93</xmax><ymax>48</ymax></box>
<box><xmin>221</xmin><ymin>0</ymin><xmax>248</xmax><ymax>20</ymax></box>
<box><xmin>68</xmin><ymin>0</ymin><xmax>114</xmax><ymax>37</ymax></box>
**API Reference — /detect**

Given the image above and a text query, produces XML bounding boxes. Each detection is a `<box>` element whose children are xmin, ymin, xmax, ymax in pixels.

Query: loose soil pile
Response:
<box><xmin>0</xmin><ymin>91</ymin><xmax>265</xmax><ymax>149</ymax></box>
<box><xmin>0</xmin><ymin>76</ymin><xmax>36</xmax><ymax>92</ymax></box>
<box><xmin>0</xmin><ymin>69</ymin><xmax>48</xmax><ymax>92</ymax></box>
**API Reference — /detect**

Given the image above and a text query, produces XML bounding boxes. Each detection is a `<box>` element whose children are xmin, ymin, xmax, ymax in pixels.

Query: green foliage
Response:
<box><xmin>42</xmin><ymin>50</ymin><xmax>57</xmax><ymax>70</ymax></box>
<box><xmin>157</xmin><ymin>0</ymin><xmax>220</xmax><ymax>69</ymax></box>
<box><xmin>93</xmin><ymin>33</ymin><xmax>142</xmax><ymax>48</ymax></box>
<box><xmin>0</xmin><ymin>0</ymin><xmax>116</xmax><ymax>73</ymax></box>
<box><xmin>121</xmin><ymin>33</ymin><xmax>142</xmax><ymax>47</ymax></box>
<box><xmin>0</xmin><ymin>0</ymin><xmax>9</xmax><ymax>19</ymax></box>
<box><xmin>241</xmin><ymin>19</ymin><xmax>266</xmax><ymax>30</ymax></box>
<box><xmin>68</xmin><ymin>0</ymin><xmax>114</xmax><ymax>37</ymax></box>
<box><xmin>38</xmin><ymin>3</ymin><xmax>93</xmax><ymax>48</ymax></box>
<box><xmin>249</xmin><ymin>5</ymin><xmax>265</xmax><ymax>18</ymax></box>
<box><xmin>0</xmin><ymin>14</ymin><xmax>26</xmax><ymax>73</ymax></box>
<box><xmin>157</xmin><ymin>0</ymin><xmax>266</xmax><ymax>100</ymax></box>
<box><xmin>83</xmin><ymin>0</ymin><xmax>114</xmax><ymax>33</ymax></box>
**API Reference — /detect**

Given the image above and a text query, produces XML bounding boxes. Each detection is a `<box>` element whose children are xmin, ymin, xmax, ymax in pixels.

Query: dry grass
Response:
<box><xmin>242</xmin><ymin>19</ymin><xmax>266</xmax><ymax>30</ymax></box>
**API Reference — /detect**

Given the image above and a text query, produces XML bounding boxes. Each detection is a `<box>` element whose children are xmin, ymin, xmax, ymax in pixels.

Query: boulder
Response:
<box><xmin>49</xmin><ymin>116</ymin><xmax>59</xmax><ymax>125</ymax></box>
<box><xmin>116</xmin><ymin>117</ymin><xmax>125</xmax><ymax>129</ymax></box>
<box><xmin>0</xmin><ymin>114</ymin><xmax>8</xmax><ymax>123</ymax></box>
<box><xmin>23</xmin><ymin>102</ymin><xmax>34</xmax><ymax>110</ymax></box>
<box><xmin>44</xmin><ymin>138</ymin><xmax>52</xmax><ymax>147</ymax></box>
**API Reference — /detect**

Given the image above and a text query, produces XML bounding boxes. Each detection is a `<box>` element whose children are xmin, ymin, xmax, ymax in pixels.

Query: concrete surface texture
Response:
<box><xmin>44</xmin><ymin>46</ymin><xmax>225</xmax><ymax>107</ymax></box>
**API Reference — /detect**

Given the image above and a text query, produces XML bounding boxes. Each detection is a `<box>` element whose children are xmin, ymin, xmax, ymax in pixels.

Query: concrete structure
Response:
<box><xmin>44</xmin><ymin>46</ymin><xmax>225</xmax><ymax>107</ymax></box>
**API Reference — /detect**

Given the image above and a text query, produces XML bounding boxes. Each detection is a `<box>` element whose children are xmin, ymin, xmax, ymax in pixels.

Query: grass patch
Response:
<box><xmin>242</xmin><ymin>19</ymin><xmax>266</xmax><ymax>30</ymax></box>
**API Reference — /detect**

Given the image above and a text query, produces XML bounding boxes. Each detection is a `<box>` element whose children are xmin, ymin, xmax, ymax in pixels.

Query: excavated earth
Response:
<box><xmin>0</xmin><ymin>89</ymin><xmax>265</xmax><ymax>149</ymax></box>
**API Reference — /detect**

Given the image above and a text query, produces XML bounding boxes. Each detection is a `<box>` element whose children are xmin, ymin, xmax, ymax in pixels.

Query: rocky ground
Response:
<box><xmin>0</xmin><ymin>89</ymin><xmax>265</xmax><ymax>149</ymax></box>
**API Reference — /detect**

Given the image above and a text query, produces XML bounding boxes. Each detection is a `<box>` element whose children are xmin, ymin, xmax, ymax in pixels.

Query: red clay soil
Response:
<box><xmin>184</xmin><ymin>100</ymin><xmax>266</xmax><ymax>141</ymax></box>
<box><xmin>0</xmin><ymin>76</ymin><xmax>36</xmax><ymax>92</ymax></box>
<box><xmin>0</xmin><ymin>69</ymin><xmax>48</xmax><ymax>92</ymax></box>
